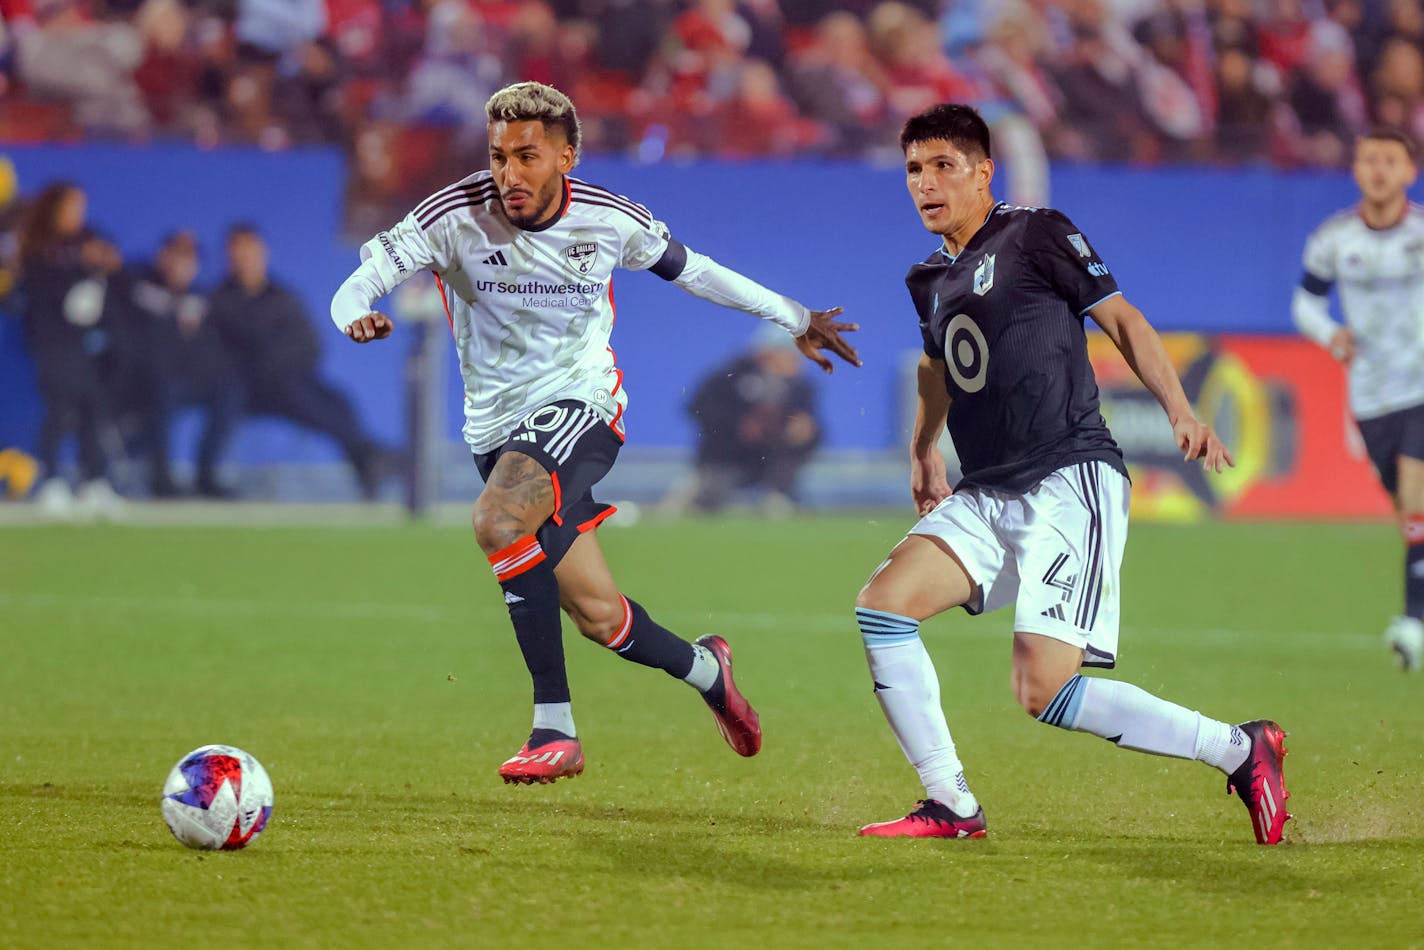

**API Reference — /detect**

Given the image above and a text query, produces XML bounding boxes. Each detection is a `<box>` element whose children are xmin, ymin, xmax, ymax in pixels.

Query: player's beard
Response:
<box><xmin>502</xmin><ymin>178</ymin><xmax>563</xmax><ymax>229</ymax></box>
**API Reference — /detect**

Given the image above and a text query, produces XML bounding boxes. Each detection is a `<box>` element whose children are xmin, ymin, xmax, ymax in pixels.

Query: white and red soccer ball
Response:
<box><xmin>161</xmin><ymin>744</ymin><xmax>273</xmax><ymax>850</ymax></box>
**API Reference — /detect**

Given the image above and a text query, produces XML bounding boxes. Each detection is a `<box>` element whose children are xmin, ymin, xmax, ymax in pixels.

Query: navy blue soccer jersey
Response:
<box><xmin>907</xmin><ymin>203</ymin><xmax>1128</xmax><ymax>493</ymax></box>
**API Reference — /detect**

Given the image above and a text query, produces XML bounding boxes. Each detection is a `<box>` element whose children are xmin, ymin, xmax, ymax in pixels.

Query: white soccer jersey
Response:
<box><xmin>332</xmin><ymin>171</ymin><xmax>810</xmax><ymax>453</ymax></box>
<box><xmin>1297</xmin><ymin>204</ymin><xmax>1424</xmax><ymax>419</ymax></box>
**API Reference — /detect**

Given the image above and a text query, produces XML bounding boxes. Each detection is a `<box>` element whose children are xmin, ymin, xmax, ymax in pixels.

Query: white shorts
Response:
<box><xmin>908</xmin><ymin>460</ymin><xmax>1129</xmax><ymax>668</ymax></box>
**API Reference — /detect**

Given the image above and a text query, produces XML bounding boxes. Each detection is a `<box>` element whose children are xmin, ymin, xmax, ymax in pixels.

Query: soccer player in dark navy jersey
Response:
<box><xmin>852</xmin><ymin>104</ymin><xmax>1292</xmax><ymax>844</ymax></box>
<box><xmin>906</xmin><ymin>200</ymin><xmax>1127</xmax><ymax>493</ymax></box>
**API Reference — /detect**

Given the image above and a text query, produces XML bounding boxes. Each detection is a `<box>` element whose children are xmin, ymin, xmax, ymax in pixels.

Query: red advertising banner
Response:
<box><xmin>1088</xmin><ymin>333</ymin><xmax>1393</xmax><ymax>521</ymax></box>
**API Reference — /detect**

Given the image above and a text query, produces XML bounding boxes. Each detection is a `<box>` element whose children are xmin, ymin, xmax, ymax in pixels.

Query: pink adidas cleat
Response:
<box><xmin>498</xmin><ymin>737</ymin><xmax>585</xmax><ymax>785</ymax></box>
<box><xmin>858</xmin><ymin>799</ymin><xmax>987</xmax><ymax>839</ymax></box>
<box><xmin>695</xmin><ymin>635</ymin><xmax>762</xmax><ymax>757</ymax></box>
<box><xmin>1226</xmin><ymin>720</ymin><xmax>1291</xmax><ymax>845</ymax></box>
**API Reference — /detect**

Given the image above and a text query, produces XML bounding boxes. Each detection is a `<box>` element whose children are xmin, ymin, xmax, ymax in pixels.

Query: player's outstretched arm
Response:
<box><xmin>1090</xmin><ymin>294</ymin><xmax>1235</xmax><ymax>473</ymax></box>
<box><xmin>910</xmin><ymin>355</ymin><xmax>953</xmax><ymax>514</ymax></box>
<box><xmin>796</xmin><ymin>307</ymin><xmax>862</xmax><ymax>374</ymax></box>
<box><xmin>663</xmin><ymin>245</ymin><xmax>860</xmax><ymax>371</ymax></box>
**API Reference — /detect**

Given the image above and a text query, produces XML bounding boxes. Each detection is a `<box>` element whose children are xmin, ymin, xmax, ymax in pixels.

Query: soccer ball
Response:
<box><xmin>161</xmin><ymin>744</ymin><xmax>274</xmax><ymax>850</ymax></box>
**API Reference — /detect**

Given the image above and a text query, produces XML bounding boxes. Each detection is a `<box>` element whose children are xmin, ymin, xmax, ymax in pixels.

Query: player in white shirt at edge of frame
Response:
<box><xmin>330</xmin><ymin>81</ymin><xmax>861</xmax><ymax>785</ymax></box>
<box><xmin>1293</xmin><ymin>127</ymin><xmax>1424</xmax><ymax>673</ymax></box>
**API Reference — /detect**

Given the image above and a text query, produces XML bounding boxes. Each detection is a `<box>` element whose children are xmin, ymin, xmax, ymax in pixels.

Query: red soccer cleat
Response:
<box><xmin>498</xmin><ymin>737</ymin><xmax>585</xmax><ymax>785</ymax></box>
<box><xmin>694</xmin><ymin>635</ymin><xmax>762</xmax><ymax>757</ymax></box>
<box><xmin>1227</xmin><ymin>720</ymin><xmax>1291</xmax><ymax>845</ymax></box>
<box><xmin>858</xmin><ymin>799</ymin><xmax>988</xmax><ymax>839</ymax></box>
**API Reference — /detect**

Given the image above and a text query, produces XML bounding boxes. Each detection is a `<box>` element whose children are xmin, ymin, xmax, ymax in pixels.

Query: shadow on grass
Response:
<box><xmin>475</xmin><ymin>796</ymin><xmax>835</xmax><ymax>835</ymax></box>
<box><xmin>1061</xmin><ymin>834</ymin><xmax>1424</xmax><ymax>897</ymax></box>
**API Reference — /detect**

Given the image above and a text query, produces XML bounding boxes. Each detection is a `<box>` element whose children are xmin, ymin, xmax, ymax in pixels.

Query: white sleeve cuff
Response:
<box><xmin>329</xmin><ymin>260</ymin><xmax>386</xmax><ymax>332</ymax></box>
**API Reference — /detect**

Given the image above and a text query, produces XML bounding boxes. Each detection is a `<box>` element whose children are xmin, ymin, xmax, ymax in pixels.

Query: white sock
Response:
<box><xmin>1039</xmin><ymin>675</ymin><xmax>1250</xmax><ymax>774</ymax></box>
<box><xmin>532</xmin><ymin>702</ymin><xmax>576</xmax><ymax>738</ymax></box>
<box><xmin>857</xmin><ymin>608</ymin><xmax>978</xmax><ymax>815</ymax></box>
<box><xmin>683</xmin><ymin>644</ymin><xmax>719</xmax><ymax>692</ymax></box>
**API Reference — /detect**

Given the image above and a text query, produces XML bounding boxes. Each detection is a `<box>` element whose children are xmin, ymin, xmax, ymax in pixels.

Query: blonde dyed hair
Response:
<box><xmin>485</xmin><ymin>82</ymin><xmax>582</xmax><ymax>165</ymax></box>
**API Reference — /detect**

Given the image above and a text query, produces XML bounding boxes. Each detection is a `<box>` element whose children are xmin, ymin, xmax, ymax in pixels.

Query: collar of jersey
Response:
<box><xmin>938</xmin><ymin>202</ymin><xmax>1002</xmax><ymax>264</ymax></box>
<box><xmin>510</xmin><ymin>177</ymin><xmax>572</xmax><ymax>233</ymax></box>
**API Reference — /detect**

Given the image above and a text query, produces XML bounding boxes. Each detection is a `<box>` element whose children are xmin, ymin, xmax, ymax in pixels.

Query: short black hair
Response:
<box><xmin>227</xmin><ymin>221</ymin><xmax>262</xmax><ymax>242</ymax></box>
<box><xmin>1360</xmin><ymin>126</ymin><xmax>1418</xmax><ymax>161</ymax></box>
<box><xmin>160</xmin><ymin>229</ymin><xmax>198</xmax><ymax>251</ymax></box>
<box><xmin>899</xmin><ymin>103</ymin><xmax>992</xmax><ymax>161</ymax></box>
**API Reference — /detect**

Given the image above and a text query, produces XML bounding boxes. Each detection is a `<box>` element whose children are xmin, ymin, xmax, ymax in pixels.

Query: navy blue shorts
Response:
<box><xmin>472</xmin><ymin>400</ymin><xmax>623</xmax><ymax>568</ymax></box>
<box><xmin>1357</xmin><ymin>403</ymin><xmax>1424</xmax><ymax>497</ymax></box>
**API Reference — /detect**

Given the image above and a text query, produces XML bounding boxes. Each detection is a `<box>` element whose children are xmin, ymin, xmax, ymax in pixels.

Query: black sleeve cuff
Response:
<box><xmin>650</xmin><ymin>239</ymin><xmax>688</xmax><ymax>281</ymax></box>
<box><xmin>1300</xmin><ymin>271</ymin><xmax>1333</xmax><ymax>296</ymax></box>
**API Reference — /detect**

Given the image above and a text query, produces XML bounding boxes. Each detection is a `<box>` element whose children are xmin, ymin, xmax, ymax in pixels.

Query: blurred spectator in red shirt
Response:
<box><xmin>508</xmin><ymin>0</ymin><xmax>591</xmax><ymax>91</ymax></box>
<box><xmin>715</xmin><ymin>58</ymin><xmax>822</xmax><ymax>156</ymax></box>
<box><xmin>1257</xmin><ymin>0</ymin><xmax>1312</xmax><ymax>76</ymax></box>
<box><xmin>786</xmin><ymin>11</ymin><xmax>889</xmax><ymax>156</ymax></box>
<box><xmin>868</xmin><ymin>1</ymin><xmax>980</xmax><ymax>124</ymax></box>
<box><xmin>326</xmin><ymin>0</ymin><xmax>384</xmax><ymax>75</ymax></box>
<box><xmin>133</xmin><ymin>0</ymin><xmax>200</xmax><ymax>130</ymax></box>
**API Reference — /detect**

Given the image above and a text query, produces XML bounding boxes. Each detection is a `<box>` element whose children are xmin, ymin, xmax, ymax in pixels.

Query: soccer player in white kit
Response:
<box><xmin>330</xmin><ymin>82</ymin><xmax>860</xmax><ymax>784</ymax></box>
<box><xmin>853</xmin><ymin>104</ymin><xmax>1290</xmax><ymax>844</ymax></box>
<box><xmin>1294</xmin><ymin>128</ymin><xmax>1424</xmax><ymax>672</ymax></box>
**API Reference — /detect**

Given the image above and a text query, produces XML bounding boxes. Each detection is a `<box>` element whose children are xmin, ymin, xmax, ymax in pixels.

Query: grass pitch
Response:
<box><xmin>2</xmin><ymin>514</ymin><xmax>1422</xmax><ymax>948</ymax></box>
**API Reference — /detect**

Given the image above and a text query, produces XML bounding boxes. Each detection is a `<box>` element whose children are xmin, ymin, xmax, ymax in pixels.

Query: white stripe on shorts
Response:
<box><xmin>546</xmin><ymin>410</ymin><xmax>600</xmax><ymax>463</ymax></box>
<box><xmin>1074</xmin><ymin>465</ymin><xmax>1106</xmax><ymax>631</ymax></box>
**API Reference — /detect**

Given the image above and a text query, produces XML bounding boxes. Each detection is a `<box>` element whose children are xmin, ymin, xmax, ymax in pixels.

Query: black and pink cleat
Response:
<box><xmin>858</xmin><ymin>799</ymin><xmax>988</xmax><ymax>839</ymax></box>
<box><xmin>695</xmin><ymin>635</ymin><xmax>762</xmax><ymax>757</ymax></box>
<box><xmin>1227</xmin><ymin>720</ymin><xmax>1291</xmax><ymax>845</ymax></box>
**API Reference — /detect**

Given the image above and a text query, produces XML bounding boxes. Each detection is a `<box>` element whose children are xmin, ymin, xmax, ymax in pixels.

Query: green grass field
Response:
<box><xmin>3</xmin><ymin>515</ymin><xmax>1422</xmax><ymax>948</ymax></box>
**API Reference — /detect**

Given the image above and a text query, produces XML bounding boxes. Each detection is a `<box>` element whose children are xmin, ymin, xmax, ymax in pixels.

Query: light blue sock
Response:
<box><xmin>856</xmin><ymin>607</ymin><xmax>977</xmax><ymax>814</ymax></box>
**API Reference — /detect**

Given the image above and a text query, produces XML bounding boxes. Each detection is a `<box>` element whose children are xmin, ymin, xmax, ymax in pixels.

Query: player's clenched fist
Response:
<box><xmin>345</xmin><ymin>312</ymin><xmax>393</xmax><ymax>343</ymax></box>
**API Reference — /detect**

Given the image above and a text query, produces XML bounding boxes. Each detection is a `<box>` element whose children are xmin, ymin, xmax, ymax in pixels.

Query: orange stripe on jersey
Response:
<box><xmin>606</xmin><ymin>340</ymin><xmax>625</xmax><ymax>435</ymax></box>
<box><xmin>577</xmin><ymin>506</ymin><xmax>619</xmax><ymax>533</ymax></box>
<box><xmin>433</xmin><ymin>273</ymin><xmax>455</xmax><ymax>336</ymax></box>
<box><xmin>550</xmin><ymin>471</ymin><xmax>564</xmax><ymax>527</ymax></box>
<box><xmin>488</xmin><ymin>535</ymin><xmax>546</xmax><ymax>581</ymax></box>
<box><xmin>605</xmin><ymin>594</ymin><xmax>634</xmax><ymax>650</ymax></box>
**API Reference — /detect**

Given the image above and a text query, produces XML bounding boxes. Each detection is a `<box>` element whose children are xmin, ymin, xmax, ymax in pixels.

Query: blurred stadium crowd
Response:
<box><xmin>1</xmin><ymin>0</ymin><xmax>1419</xmax><ymax>227</ymax></box>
